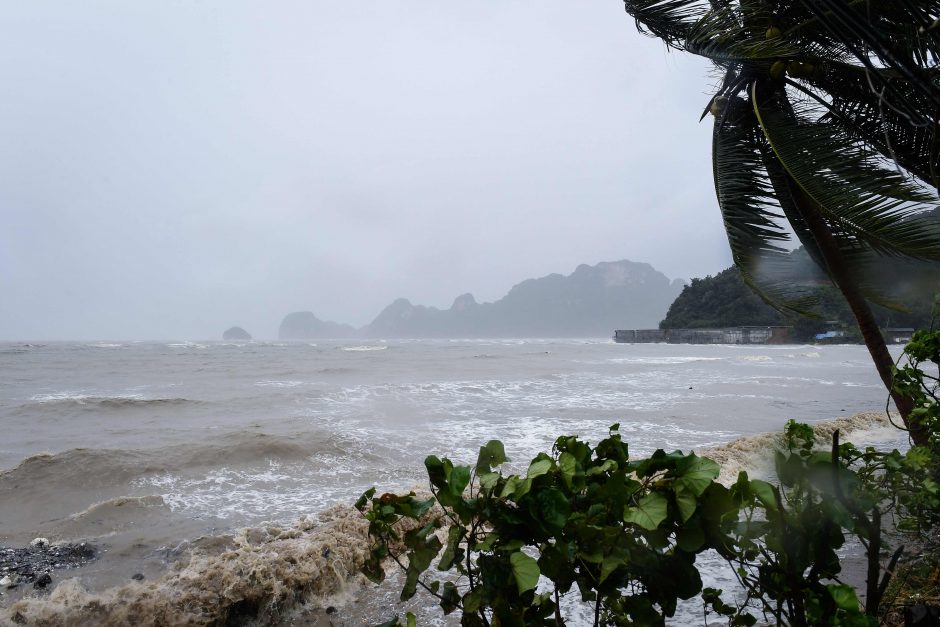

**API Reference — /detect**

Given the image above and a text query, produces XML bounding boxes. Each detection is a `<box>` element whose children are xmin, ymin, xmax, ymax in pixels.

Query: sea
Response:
<box><xmin>0</xmin><ymin>339</ymin><xmax>907</xmax><ymax>625</ymax></box>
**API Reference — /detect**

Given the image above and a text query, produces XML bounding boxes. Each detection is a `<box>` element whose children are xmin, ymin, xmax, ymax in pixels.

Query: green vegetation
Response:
<box><xmin>660</xmin><ymin>267</ymin><xmax>787</xmax><ymax>330</ymax></box>
<box><xmin>659</xmin><ymin>258</ymin><xmax>940</xmax><ymax>343</ymax></box>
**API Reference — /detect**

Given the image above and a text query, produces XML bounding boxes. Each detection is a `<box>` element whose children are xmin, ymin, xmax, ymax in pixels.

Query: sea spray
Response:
<box><xmin>704</xmin><ymin>410</ymin><xmax>896</xmax><ymax>485</ymax></box>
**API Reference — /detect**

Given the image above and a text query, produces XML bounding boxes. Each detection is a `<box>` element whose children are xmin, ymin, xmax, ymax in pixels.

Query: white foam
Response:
<box><xmin>254</xmin><ymin>380</ymin><xmax>306</xmax><ymax>388</ymax></box>
<box><xmin>608</xmin><ymin>356</ymin><xmax>725</xmax><ymax>365</ymax></box>
<box><xmin>30</xmin><ymin>392</ymin><xmax>144</xmax><ymax>404</ymax></box>
<box><xmin>339</xmin><ymin>345</ymin><xmax>388</xmax><ymax>352</ymax></box>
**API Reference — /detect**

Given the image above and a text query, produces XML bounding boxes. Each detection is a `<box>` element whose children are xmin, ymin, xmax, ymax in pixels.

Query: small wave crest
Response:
<box><xmin>339</xmin><ymin>345</ymin><xmax>388</xmax><ymax>352</ymax></box>
<box><xmin>27</xmin><ymin>393</ymin><xmax>197</xmax><ymax>410</ymax></box>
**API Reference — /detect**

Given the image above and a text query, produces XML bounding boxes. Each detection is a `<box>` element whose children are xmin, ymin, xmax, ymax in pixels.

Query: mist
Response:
<box><xmin>0</xmin><ymin>1</ymin><xmax>729</xmax><ymax>340</ymax></box>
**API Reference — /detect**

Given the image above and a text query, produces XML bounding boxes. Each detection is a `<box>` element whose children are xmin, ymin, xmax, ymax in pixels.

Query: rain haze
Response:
<box><xmin>1</xmin><ymin>0</ymin><xmax>728</xmax><ymax>340</ymax></box>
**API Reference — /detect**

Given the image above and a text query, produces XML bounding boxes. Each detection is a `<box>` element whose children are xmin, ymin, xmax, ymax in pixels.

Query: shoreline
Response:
<box><xmin>0</xmin><ymin>410</ymin><xmax>904</xmax><ymax>626</ymax></box>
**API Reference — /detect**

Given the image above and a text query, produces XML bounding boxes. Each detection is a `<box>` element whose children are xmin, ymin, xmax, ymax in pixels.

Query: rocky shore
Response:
<box><xmin>0</xmin><ymin>540</ymin><xmax>96</xmax><ymax>594</ymax></box>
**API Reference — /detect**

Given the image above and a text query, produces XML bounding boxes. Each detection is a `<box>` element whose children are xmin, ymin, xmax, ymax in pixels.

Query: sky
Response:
<box><xmin>0</xmin><ymin>1</ymin><xmax>730</xmax><ymax>340</ymax></box>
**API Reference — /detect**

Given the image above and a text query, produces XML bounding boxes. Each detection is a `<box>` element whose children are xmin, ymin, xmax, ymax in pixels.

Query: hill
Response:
<box><xmin>278</xmin><ymin>260</ymin><xmax>685</xmax><ymax>339</ymax></box>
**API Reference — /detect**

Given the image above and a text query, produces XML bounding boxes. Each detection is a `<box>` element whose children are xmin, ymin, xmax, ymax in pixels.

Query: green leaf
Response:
<box><xmin>438</xmin><ymin>525</ymin><xmax>464</xmax><ymax>571</ymax></box>
<box><xmin>586</xmin><ymin>459</ymin><xmax>618</xmax><ymax>476</ymax></box>
<box><xmin>355</xmin><ymin>487</ymin><xmax>376</xmax><ymax>511</ymax></box>
<box><xmin>558</xmin><ymin>451</ymin><xmax>577</xmax><ymax>485</ymax></box>
<box><xmin>600</xmin><ymin>554</ymin><xmax>623</xmax><ymax>583</ymax></box>
<box><xmin>476</xmin><ymin>440</ymin><xmax>507</xmax><ymax>473</ymax></box>
<box><xmin>450</xmin><ymin>465</ymin><xmax>471</xmax><ymax>496</ymax></box>
<box><xmin>676</xmin><ymin>454</ymin><xmax>721</xmax><ymax>496</ymax></box>
<box><xmin>439</xmin><ymin>581</ymin><xmax>460</xmax><ymax>614</ymax></box>
<box><xmin>674</xmin><ymin>486</ymin><xmax>698</xmax><ymax>523</ymax></box>
<box><xmin>527</xmin><ymin>458</ymin><xmax>553</xmax><ymax>479</ymax></box>
<box><xmin>513</xmin><ymin>477</ymin><xmax>533</xmax><ymax>500</ymax></box>
<box><xmin>510</xmin><ymin>551</ymin><xmax>540</xmax><ymax>594</ymax></box>
<box><xmin>463</xmin><ymin>587</ymin><xmax>484</xmax><ymax>613</ymax></box>
<box><xmin>406</xmin><ymin>612</ymin><xmax>416</xmax><ymax>627</ymax></box>
<box><xmin>749</xmin><ymin>479</ymin><xmax>778</xmax><ymax>512</ymax></box>
<box><xmin>533</xmin><ymin>488</ymin><xmax>570</xmax><ymax>530</ymax></box>
<box><xmin>479</xmin><ymin>471</ymin><xmax>499</xmax><ymax>493</ymax></box>
<box><xmin>624</xmin><ymin>493</ymin><xmax>669</xmax><ymax>530</ymax></box>
<box><xmin>828</xmin><ymin>583</ymin><xmax>862</xmax><ymax>611</ymax></box>
<box><xmin>676</xmin><ymin>526</ymin><xmax>705</xmax><ymax>552</ymax></box>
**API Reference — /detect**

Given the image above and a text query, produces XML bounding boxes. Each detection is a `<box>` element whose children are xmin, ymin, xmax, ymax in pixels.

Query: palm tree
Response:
<box><xmin>621</xmin><ymin>0</ymin><xmax>940</xmax><ymax>445</ymax></box>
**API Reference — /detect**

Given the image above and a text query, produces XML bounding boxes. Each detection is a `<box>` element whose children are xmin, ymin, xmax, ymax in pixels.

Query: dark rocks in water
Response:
<box><xmin>222</xmin><ymin>326</ymin><xmax>252</xmax><ymax>341</ymax></box>
<box><xmin>32</xmin><ymin>573</ymin><xmax>52</xmax><ymax>589</ymax></box>
<box><xmin>0</xmin><ymin>542</ymin><xmax>96</xmax><ymax>588</ymax></box>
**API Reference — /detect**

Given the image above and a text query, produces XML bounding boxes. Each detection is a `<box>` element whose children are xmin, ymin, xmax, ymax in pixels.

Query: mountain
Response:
<box><xmin>278</xmin><ymin>312</ymin><xmax>358</xmax><ymax>340</ymax></box>
<box><xmin>362</xmin><ymin>260</ymin><xmax>685</xmax><ymax>338</ymax></box>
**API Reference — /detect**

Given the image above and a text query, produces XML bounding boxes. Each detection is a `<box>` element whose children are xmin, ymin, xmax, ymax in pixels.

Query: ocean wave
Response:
<box><xmin>0</xmin><ymin>504</ymin><xmax>386</xmax><ymax>626</ymax></box>
<box><xmin>25</xmin><ymin>393</ymin><xmax>198</xmax><ymax>410</ymax></box>
<box><xmin>0</xmin><ymin>433</ymin><xmax>334</xmax><ymax>491</ymax></box>
<box><xmin>339</xmin><ymin>345</ymin><xmax>388</xmax><ymax>352</ymax></box>
<box><xmin>704</xmin><ymin>411</ymin><xmax>896</xmax><ymax>485</ymax></box>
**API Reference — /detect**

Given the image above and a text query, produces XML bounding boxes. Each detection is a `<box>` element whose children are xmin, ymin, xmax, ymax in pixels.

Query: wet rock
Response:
<box><xmin>131</xmin><ymin>573</ymin><xmax>145</xmax><ymax>581</ymax></box>
<box><xmin>0</xmin><ymin>541</ymin><xmax>96</xmax><ymax>586</ymax></box>
<box><xmin>33</xmin><ymin>573</ymin><xmax>52</xmax><ymax>589</ymax></box>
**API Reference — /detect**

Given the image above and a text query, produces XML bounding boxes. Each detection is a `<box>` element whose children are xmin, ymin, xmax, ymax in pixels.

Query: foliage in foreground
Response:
<box><xmin>355</xmin><ymin>332</ymin><xmax>940</xmax><ymax>626</ymax></box>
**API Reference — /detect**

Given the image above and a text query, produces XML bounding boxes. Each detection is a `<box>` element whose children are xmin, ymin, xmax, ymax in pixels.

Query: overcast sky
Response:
<box><xmin>1</xmin><ymin>1</ymin><xmax>729</xmax><ymax>340</ymax></box>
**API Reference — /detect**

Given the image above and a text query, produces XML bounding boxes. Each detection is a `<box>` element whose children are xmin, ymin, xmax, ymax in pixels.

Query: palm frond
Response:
<box><xmin>795</xmin><ymin>61</ymin><xmax>940</xmax><ymax>188</ymax></box>
<box><xmin>752</xmin><ymin>82</ymin><xmax>940</xmax><ymax>261</ymax></box>
<box><xmin>798</xmin><ymin>0</ymin><xmax>940</xmax><ymax>116</ymax></box>
<box><xmin>622</xmin><ymin>0</ymin><xmax>711</xmax><ymax>49</ymax></box>
<box><xmin>712</xmin><ymin>96</ymin><xmax>818</xmax><ymax>313</ymax></box>
<box><xmin>685</xmin><ymin>5</ymin><xmax>799</xmax><ymax>61</ymax></box>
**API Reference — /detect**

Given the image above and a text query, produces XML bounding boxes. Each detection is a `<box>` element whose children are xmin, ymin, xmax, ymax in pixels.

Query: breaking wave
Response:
<box><xmin>705</xmin><ymin>411</ymin><xmax>897</xmax><ymax>484</ymax></box>
<box><xmin>0</xmin><ymin>505</ymin><xmax>383</xmax><ymax>626</ymax></box>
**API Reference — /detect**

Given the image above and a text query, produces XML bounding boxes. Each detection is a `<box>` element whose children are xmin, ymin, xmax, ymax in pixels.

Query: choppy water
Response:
<box><xmin>0</xmin><ymin>340</ymin><xmax>905</xmax><ymax>624</ymax></box>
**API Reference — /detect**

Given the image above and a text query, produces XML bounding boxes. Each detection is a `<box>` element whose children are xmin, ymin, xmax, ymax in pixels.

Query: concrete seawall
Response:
<box><xmin>614</xmin><ymin>326</ymin><xmax>791</xmax><ymax>344</ymax></box>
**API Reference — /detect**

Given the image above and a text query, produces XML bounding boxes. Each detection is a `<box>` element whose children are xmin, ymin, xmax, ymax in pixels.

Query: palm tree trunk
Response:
<box><xmin>782</xmin><ymin>178</ymin><xmax>927</xmax><ymax>446</ymax></box>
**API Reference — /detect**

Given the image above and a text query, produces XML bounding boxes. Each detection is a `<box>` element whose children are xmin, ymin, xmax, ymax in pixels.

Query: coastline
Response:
<box><xmin>1</xmin><ymin>409</ymin><xmax>903</xmax><ymax>626</ymax></box>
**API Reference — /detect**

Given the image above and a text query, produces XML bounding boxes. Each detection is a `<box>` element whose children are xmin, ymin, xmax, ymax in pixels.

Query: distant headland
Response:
<box><xmin>278</xmin><ymin>260</ymin><xmax>686</xmax><ymax>339</ymax></box>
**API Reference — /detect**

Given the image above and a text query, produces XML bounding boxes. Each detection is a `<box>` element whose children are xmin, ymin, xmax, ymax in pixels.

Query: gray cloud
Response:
<box><xmin>0</xmin><ymin>1</ymin><xmax>729</xmax><ymax>339</ymax></box>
